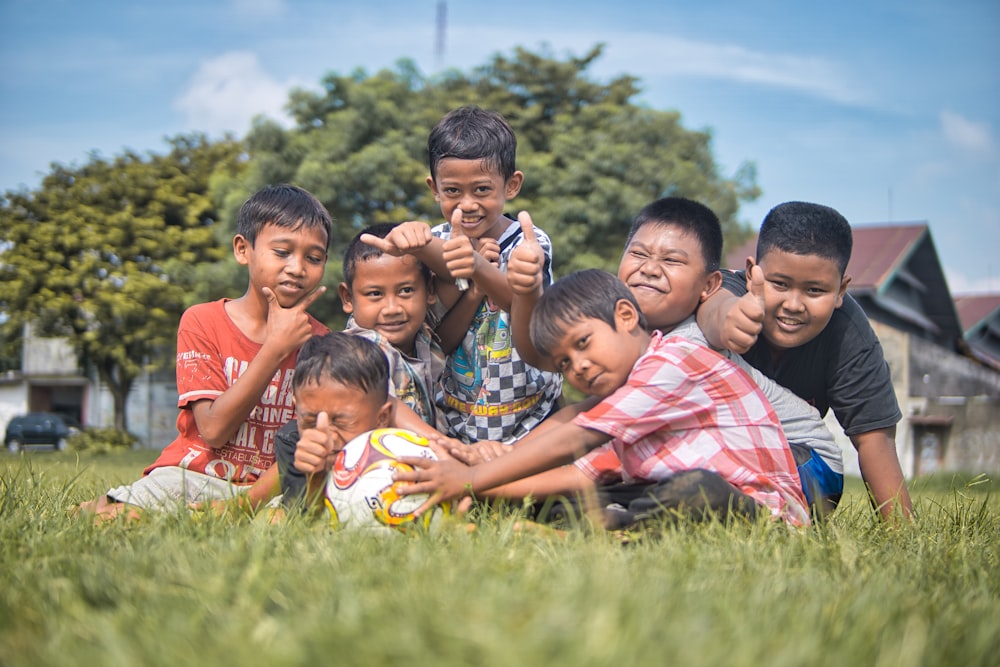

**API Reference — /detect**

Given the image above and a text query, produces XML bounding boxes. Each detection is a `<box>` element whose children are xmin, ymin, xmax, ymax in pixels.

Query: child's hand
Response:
<box><xmin>722</xmin><ymin>261</ymin><xmax>766</xmax><ymax>354</ymax></box>
<box><xmin>263</xmin><ymin>285</ymin><xmax>326</xmax><ymax>357</ymax></box>
<box><xmin>467</xmin><ymin>237</ymin><xmax>501</xmax><ymax>300</ymax></box>
<box><xmin>506</xmin><ymin>211</ymin><xmax>544</xmax><ymax>296</ymax></box>
<box><xmin>393</xmin><ymin>455</ymin><xmax>474</xmax><ymax>516</ymax></box>
<box><xmin>360</xmin><ymin>221</ymin><xmax>433</xmax><ymax>256</ymax></box>
<box><xmin>448</xmin><ymin>440</ymin><xmax>511</xmax><ymax>466</ymax></box>
<box><xmin>442</xmin><ymin>208</ymin><xmax>478</xmax><ymax>283</ymax></box>
<box><xmin>293</xmin><ymin>412</ymin><xmax>340</xmax><ymax>475</ymax></box>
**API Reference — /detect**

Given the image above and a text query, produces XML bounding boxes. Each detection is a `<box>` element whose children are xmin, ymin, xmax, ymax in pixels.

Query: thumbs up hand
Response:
<box><xmin>507</xmin><ymin>211</ymin><xmax>544</xmax><ymax>296</ymax></box>
<box><xmin>720</xmin><ymin>259</ymin><xmax>767</xmax><ymax>354</ymax></box>
<box><xmin>293</xmin><ymin>411</ymin><xmax>339</xmax><ymax>475</ymax></box>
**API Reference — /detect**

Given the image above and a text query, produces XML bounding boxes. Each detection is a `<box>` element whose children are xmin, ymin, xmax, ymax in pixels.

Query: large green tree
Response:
<box><xmin>0</xmin><ymin>134</ymin><xmax>245</xmax><ymax>430</ymax></box>
<box><xmin>212</xmin><ymin>44</ymin><xmax>758</xmax><ymax>298</ymax></box>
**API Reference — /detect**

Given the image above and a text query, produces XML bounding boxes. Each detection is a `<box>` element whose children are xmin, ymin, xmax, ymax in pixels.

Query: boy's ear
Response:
<box><xmin>700</xmin><ymin>270</ymin><xmax>723</xmax><ymax>303</ymax></box>
<box><xmin>835</xmin><ymin>275</ymin><xmax>851</xmax><ymax>308</ymax></box>
<box><xmin>375</xmin><ymin>400</ymin><xmax>393</xmax><ymax>429</ymax></box>
<box><xmin>614</xmin><ymin>298</ymin><xmax>642</xmax><ymax>333</ymax></box>
<box><xmin>338</xmin><ymin>283</ymin><xmax>354</xmax><ymax>314</ymax></box>
<box><xmin>233</xmin><ymin>234</ymin><xmax>251</xmax><ymax>266</ymax></box>
<box><xmin>504</xmin><ymin>171</ymin><xmax>524</xmax><ymax>200</ymax></box>
<box><xmin>426</xmin><ymin>175</ymin><xmax>440</xmax><ymax>201</ymax></box>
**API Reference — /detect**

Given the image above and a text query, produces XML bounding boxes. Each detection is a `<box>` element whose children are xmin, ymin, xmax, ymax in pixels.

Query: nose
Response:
<box><xmin>569</xmin><ymin>352</ymin><xmax>590</xmax><ymax>377</ymax></box>
<box><xmin>284</xmin><ymin>254</ymin><xmax>306</xmax><ymax>276</ymax></box>
<box><xmin>383</xmin><ymin>293</ymin><xmax>403</xmax><ymax>314</ymax></box>
<box><xmin>639</xmin><ymin>257</ymin><xmax>663</xmax><ymax>277</ymax></box>
<box><xmin>783</xmin><ymin>290</ymin><xmax>805</xmax><ymax>312</ymax></box>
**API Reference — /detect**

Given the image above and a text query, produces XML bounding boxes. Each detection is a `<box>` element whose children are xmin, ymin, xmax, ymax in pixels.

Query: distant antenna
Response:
<box><xmin>435</xmin><ymin>1</ymin><xmax>447</xmax><ymax>69</ymax></box>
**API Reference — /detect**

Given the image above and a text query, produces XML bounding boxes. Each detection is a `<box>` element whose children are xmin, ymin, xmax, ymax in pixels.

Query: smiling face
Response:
<box><xmin>547</xmin><ymin>300</ymin><xmax>648</xmax><ymax>399</ymax></box>
<box><xmin>339</xmin><ymin>254</ymin><xmax>434</xmax><ymax>355</ymax></box>
<box><xmin>235</xmin><ymin>222</ymin><xmax>328</xmax><ymax>308</ymax></box>
<box><xmin>617</xmin><ymin>222</ymin><xmax>720</xmax><ymax>332</ymax></box>
<box><xmin>427</xmin><ymin>158</ymin><xmax>523</xmax><ymax>240</ymax></box>
<box><xmin>294</xmin><ymin>379</ymin><xmax>391</xmax><ymax>449</ymax></box>
<box><xmin>756</xmin><ymin>249</ymin><xmax>849</xmax><ymax>351</ymax></box>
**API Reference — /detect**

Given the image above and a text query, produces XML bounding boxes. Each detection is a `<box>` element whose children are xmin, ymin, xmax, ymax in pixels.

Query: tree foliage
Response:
<box><xmin>214</xmin><ymin>44</ymin><xmax>758</xmax><ymax>292</ymax></box>
<box><xmin>0</xmin><ymin>134</ymin><xmax>245</xmax><ymax>429</ymax></box>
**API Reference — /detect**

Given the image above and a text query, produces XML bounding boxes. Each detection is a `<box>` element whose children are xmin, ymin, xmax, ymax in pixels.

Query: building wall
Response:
<box><xmin>857</xmin><ymin>321</ymin><xmax>1000</xmax><ymax>479</ymax></box>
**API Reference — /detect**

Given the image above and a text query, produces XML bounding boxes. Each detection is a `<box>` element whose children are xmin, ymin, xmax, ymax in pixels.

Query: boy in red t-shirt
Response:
<box><xmin>76</xmin><ymin>184</ymin><xmax>332</xmax><ymax>519</ymax></box>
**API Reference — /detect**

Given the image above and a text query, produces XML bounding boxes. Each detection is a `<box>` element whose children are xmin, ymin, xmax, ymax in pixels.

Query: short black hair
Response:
<box><xmin>342</xmin><ymin>223</ymin><xmax>432</xmax><ymax>290</ymax></box>
<box><xmin>529</xmin><ymin>269</ymin><xmax>647</xmax><ymax>358</ymax></box>
<box><xmin>292</xmin><ymin>332</ymin><xmax>389</xmax><ymax>402</ymax></box>
<box><xmin>627</xmin><ymin>197</ymin><xmax>723</xmax><ymax>272</ymax></box>
<box><xmin>428</xmin><ymin>106</ymin><xmax>517</xmax><ymax>183</ymax></box>
<box><xmin>757</xmin><ymin>201</ymin><xmax>853</xmax><ymax>275</ymax></box>
<box><xmin>235</xmin><ymin>184</ymin><xmax>333</xmax><ymax>249</ymax></box>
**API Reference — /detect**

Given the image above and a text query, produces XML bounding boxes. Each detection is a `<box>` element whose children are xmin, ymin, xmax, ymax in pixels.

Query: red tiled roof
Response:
<box><xmin>954</xmin><ymin>294</ymin><xmax>1000</xmax><ymax>332</ymax></box>
<box><xmin>846</xmin><ymin>224</ymin><xmax>926</xmax><ymax>290</ymax></box>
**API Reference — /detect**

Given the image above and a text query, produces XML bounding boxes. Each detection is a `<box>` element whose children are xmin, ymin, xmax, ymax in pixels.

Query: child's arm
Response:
<box><xmin>696</xmin><ymin>261</ymin><xmax>766</xmax><ymax>354</ymax></box>
<box><xmin>192</xmin><ymin>285</ymin><xmax>326</xmax><ymax>448</ymax></box>
<box><xmin>395</xmin><ymin>414</ymin><xmax>610</xmax><ymax>515</ymax></box>
<box><xmin>433</xmin><ymin>238</ymin><xmax>499</xmax><ymax>354</ymax></box>
<box><xmin>853</xmin><ymin>427</ymin><xmax>914</xmax><ymax>519</ymax></box>
<box><xmin>441</xmin><ymin>212</ymin><xmax>516</xmax><ymax>312</ymax></box>
<box><xmin>359</xmin><ymin>220</ymin><xmax>454</xmax><ymax>280</ymax></box>
<box><xmin>506</xmin><ymin>212</ymin><xmax>553</xmax><ymax>371</ymax></box>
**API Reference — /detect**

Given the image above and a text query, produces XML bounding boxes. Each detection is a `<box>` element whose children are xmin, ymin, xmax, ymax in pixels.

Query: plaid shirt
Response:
<box><xmin>574</xmin><ymin>331</ymin><xmax>809</xmax><ymax>526</ymax></box>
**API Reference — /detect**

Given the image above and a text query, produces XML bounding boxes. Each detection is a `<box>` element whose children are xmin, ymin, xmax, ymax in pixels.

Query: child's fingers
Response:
<box><xmin>517</xmin><ymin>210</ymin><xmax>538</xmax><ymax>245</ymax></box>
<box><xmin>746</xmin><ymin>260</ymin><xmax>765</xmax><ymax>308</ymax></box>
<box><xmin>359</xmin><ymin>233</ymin><xmax>396</xmax><ymax>254</ymax></box>
<box><xmin>294</xmin><ymin>284</ymin><xmax>327</xmax><ymax>312</ymax></box>
<box><xmin>449</xmin><ymin>207</ymin><xmax>465</xmax><ymax>236</ymax></box>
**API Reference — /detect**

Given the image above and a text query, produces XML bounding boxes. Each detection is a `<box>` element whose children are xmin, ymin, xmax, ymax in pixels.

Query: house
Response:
<box><xmin>725</xmin><ymin>223</ymin><xmax>1000</xmax><ymax>479</ymax></box>
<box><xmin>954</xmin><ymin>293</ymin><xmax>1000</xmax><ymax>371</ymax></box>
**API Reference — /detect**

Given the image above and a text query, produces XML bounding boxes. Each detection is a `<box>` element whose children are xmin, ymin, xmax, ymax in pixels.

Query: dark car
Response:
<box><xmin>4</xmin><ymin>413</ymin><xmax>82</xmax><ymax>453</ymax></box>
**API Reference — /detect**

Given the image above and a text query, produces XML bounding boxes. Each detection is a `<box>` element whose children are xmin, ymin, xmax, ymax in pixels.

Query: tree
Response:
<box><xmin>0</xmin><ymin>134</ymin><xmax>245</xmax><ymax>430</ymax></box>
<box><xmin>223</xmin><ymin>44</ymin><xmax>758</xmax><ymax>294</ymax></box>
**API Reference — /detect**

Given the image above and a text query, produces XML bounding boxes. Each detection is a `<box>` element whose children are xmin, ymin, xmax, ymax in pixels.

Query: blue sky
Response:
<box><xmin>2</xmin><ymin>0</ymin><xmax>998</xmax><ymax>293</ymax></box>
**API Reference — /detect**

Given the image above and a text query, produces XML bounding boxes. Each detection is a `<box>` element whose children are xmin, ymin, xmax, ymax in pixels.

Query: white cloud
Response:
<box><xmin>172</xmin><ymin>51</ymin><xmax>298</xmax><ymax>135</ymax></box>
<box><xmin>940</xmin><ymin>110</ymin><xmax>995</xmax><ymax>156</ymax></box>
<box><xmin>945</xmin><ymin>268</ymin><xmax>1000</xmax><ymax>296</ymax></box>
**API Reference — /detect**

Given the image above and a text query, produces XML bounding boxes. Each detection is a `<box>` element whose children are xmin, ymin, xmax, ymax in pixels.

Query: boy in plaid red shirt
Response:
<box><xmin>396</xmin><ymin>268</ymin><xmax>809</xmax><ymax>527</ymax></box>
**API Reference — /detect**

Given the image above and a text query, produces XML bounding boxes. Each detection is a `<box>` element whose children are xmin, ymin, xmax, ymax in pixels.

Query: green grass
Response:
<box><xmin>1</xmin><ymin>450</ymin><xmax>997</xmax><ymax>667</ymax></box>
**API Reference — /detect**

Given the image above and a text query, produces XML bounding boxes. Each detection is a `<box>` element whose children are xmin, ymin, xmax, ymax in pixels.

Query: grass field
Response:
<box><xmin>1</xmin><ymin>449</ymin><xmax>997</xmax><ymax>667</ymax></box>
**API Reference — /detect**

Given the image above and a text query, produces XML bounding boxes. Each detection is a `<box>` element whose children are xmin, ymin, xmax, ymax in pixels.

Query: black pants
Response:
<box><xmin>532</xmin><ymin>469</ymin><xmax>760</xmax><ymax>529</ymax></box>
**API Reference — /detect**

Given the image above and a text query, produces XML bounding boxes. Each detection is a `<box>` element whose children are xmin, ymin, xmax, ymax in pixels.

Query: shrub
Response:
<box><xmin>69</xmin><ymin>427</ymin><xmax>139</xmax><ymax>453</ymax></box>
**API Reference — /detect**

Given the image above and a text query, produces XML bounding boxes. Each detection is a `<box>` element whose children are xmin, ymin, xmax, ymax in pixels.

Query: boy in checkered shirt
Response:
<box><xmin>396</xmin><ymin>269</ymin><xmax>810</xmax><ymax>527</ymax></box>
<box><xmin>361</xmin><ymin>106</ymin><xmax>562</xmax><ymax>445</ymax></box>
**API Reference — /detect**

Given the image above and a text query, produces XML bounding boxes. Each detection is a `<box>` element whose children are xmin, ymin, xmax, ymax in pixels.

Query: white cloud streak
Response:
<box><xmin>172</xmin><ymin>51</ymin><xmax>299</xmax><ymax>134</ymax></box>
<box><xmin>940</xmin><ymin>110</ymin><xmax>995</xmax><ymax>156</ymax></box>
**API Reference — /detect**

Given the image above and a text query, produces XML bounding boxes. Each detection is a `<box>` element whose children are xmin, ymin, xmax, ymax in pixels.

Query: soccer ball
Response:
<box><xmin>324</xmin><ymin>428</ymin><xmax>450</xmax><ymax>533</ymax></box>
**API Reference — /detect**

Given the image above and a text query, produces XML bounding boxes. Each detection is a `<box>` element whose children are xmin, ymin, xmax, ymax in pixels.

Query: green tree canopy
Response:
<box><xmin>213</xmin><ymin>44</ymin><xmax>758</xmax><ymax>294</ymax></box>
<box><xmin>0</xmin><ymin>134</ymin><xmax>245</xmax><ymax>429</ymax></box>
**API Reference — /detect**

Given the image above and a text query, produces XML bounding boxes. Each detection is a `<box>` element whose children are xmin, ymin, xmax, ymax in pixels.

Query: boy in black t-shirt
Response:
<box><xmin>697</xmin><ymin>201</ymin><xmax>913</xmax><ymax>519</ymax></box>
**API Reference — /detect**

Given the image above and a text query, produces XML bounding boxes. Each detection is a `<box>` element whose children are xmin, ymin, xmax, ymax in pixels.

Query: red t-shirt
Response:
<box><xmin>144</xmin><ymin>299</ymin><xmax>328</xmax><ymax>484</ymax></box>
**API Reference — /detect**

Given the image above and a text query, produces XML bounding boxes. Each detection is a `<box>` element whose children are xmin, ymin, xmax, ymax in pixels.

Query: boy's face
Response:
<box><xmin>618</xmin><ymin>223</ymin><xmax>720</xmax><ymax>332</ymax></box>
<box><xmin>427</xmin><ymin>158</ymin><xmax>523</xmax><ymax>240</ymax></box>
<box><xmin>755</xmin><ymin>249</ymin><xmax>849</xmax><ymax>351</ymax></box>
<box><xmin>294</xmin><ymin>379</ymin><xmax>391</xmax><ymax>448</ymax></box>
<box><xmin>547</xmin><ymin>301</ymin><xmax>647</xmax><ymax>399</ymax></box>
<box><xmin>235</xmin><ymin>222</ymin><xmax>328</xmax><ymax>308</ymax></box>
<box><xmin>339</xmin><ymin>254</ymin><xmax>435</xmax><ymax>355</ymax></box>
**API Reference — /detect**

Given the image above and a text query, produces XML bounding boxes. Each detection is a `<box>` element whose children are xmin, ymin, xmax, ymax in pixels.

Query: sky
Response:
<box><xmin>1</xmin><ymin>0</ymin><xmax>998</xmax><ymax>294</ymax></box>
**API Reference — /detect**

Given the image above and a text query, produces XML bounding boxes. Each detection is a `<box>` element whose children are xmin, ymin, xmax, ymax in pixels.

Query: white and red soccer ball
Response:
<box><xmin>324</xmin><ymin>428</ymin><xmax>450</xmax><ymax>533</ymax></box>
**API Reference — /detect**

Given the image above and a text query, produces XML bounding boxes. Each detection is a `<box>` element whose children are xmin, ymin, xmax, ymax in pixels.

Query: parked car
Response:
<box><xmin>4</xmin><ymin>413</ymin><xmax>82</xmax><ymax>453</ymax></box>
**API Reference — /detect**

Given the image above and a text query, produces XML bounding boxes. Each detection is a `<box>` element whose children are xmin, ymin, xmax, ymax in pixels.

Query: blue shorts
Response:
<box><xmin>798</xmin><ymin>449</ymin><xmax>844</xmax><ymax>510</ymax></box>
